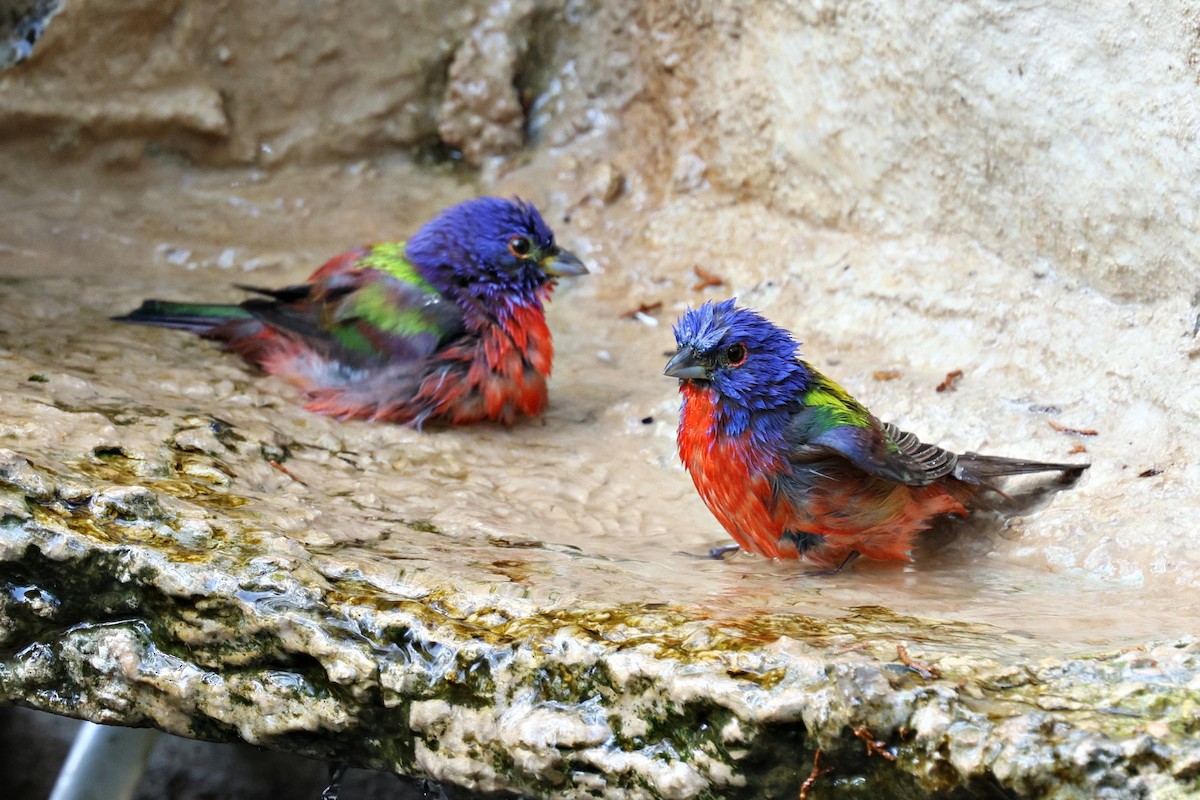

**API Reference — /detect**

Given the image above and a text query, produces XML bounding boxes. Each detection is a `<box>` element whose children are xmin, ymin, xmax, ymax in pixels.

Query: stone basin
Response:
<box><xmin>2</xmin><ymin>1</ymin><xmax>1200</xmax><ymax>798</ymax></box>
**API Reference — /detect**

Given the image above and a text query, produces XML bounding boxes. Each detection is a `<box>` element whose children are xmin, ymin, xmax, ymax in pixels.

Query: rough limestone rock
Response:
<box><xmin>0</xmin><ymin>0</ymin><xmax>493</xmax><ymax>164</ymax></box>
<box><xmin>3</xmin><ymin>444</ymin><xmax>1198</xmax><ymax>799</ymax></box>
<box><xmin>1</xmin><ymin>0</ymin><xmax>1200</xmax><ymax>798</ymax></box>
<box><xmin>437</xmin><ymin>0</ymin><xmax>535</xmax><ymax>167</ymax></box>
<box><xmin>617</xmin><ymin>1</ymin><xmax>1200</xmax><ymax>302</ymax></box>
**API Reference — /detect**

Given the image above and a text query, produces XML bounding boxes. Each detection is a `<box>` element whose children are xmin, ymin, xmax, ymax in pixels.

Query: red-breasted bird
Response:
<box><xmin>115</xmin><ymin>197</ymin><xmax>587</xmax><ymax>427</ymax></box>
<box><xmin>664</xmin><ymin>300</ymin><xmax>1088</xmax><ymax>572</ymax></box>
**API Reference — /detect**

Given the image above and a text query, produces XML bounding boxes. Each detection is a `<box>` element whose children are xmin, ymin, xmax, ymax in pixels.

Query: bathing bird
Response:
<box><xmin>115</xmin><ymin>197</ymin><xmax>587</xmax><ymax>427</ymax></box>
<box><xmin>664</xmin><ymin>300</ymin><xmax>1088</xmax><ymax>572</ymax></box>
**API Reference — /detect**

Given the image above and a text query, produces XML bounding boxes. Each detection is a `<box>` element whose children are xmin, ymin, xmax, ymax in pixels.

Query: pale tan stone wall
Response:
<box><xmin>0</xmin><ymin>0</ymin><xmax>492</xmax><ymax>163</ymax></box>
<box><xmin>614</xmin><ymin>2</ymin><xmax>1200</xmax><ymax>301</ymax></box>
<box><xmin>7</xmin><ymin>1</ymin><xmax>1197</xmax><ymax>301</ymax></box>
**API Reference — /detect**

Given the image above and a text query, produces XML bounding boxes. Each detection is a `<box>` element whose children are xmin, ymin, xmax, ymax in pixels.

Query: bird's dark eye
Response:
<box><xmin>507</xmin><ymin>236</ymin><xmax>533</xmax><ymax>257</ymax></box>
<box><xmin>723</xmin><ymin>343</ymin><xmax>748</xmax><ymax>367</ymax></box>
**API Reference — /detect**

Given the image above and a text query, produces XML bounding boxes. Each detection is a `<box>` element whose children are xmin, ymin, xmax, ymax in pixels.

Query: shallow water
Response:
<box><xmin>1</xmin><ymin>147</ymin><xmax>1195</xmax><ymax>661</ymax></box>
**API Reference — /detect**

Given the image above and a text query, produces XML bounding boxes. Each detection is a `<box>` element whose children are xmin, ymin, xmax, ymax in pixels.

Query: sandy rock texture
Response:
<box><xmin>438</xmin><ymin>0</ymin><xmax>536</xmax><ymax>166</ymax></box>
<box><xmin>1</xmin><ymin>0</ymin><xmax>1199</xmax><ymax>798</ymax></box>
<box><xmin>5</xmin><ymin>0</ymin><xmax>1199</xmax><ymax>298</ymax></box>
<box><xmin>619</xmin><ymin>1</ymin><xmax>1200</xmax><ymax>302</ymax></box>
<box><xmin>0</xmin><ymin>0</ymin><xmax>508</xmax><ymax>164</ymax></box>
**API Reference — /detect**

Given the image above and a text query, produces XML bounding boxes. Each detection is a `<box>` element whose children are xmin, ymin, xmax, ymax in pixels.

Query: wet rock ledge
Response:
<box><xmin>0</xmin><ymin>449</ymin><xmax>1196</xmax><ymax>799</ymax></box>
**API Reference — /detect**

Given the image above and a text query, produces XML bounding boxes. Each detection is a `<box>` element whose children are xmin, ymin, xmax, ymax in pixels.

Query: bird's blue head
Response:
<box><xmin>665</xmin><ymin>300</ymin><xmax>812</xmax><ymax>416</ymax></box>
<box><xmin>406</xmin><ymin>197</ymin><xmax>586</xmax><ymax>315</ymax></box>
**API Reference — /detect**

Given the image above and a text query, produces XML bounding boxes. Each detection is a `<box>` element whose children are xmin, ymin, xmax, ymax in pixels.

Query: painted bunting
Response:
<box><xmin>664</xmin><ymin>300</ymin><xmax>1088</xmax><ymax>572</ymax></box>
<box><xmin>115</xmin><ymin>197</ymin><xmax>587</xmax><ymax>427</ymax></box>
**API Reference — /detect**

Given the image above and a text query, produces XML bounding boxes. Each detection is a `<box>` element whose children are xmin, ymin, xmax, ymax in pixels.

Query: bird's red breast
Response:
<box><xmin>678</xmin><ymin>382</ymin><xmax>794</xmax><ymax>558</ymax></box>
<box><xmin>436</xmin><ymin>299</ymin><xmax>553</xmax><ymax>425</ymax></box>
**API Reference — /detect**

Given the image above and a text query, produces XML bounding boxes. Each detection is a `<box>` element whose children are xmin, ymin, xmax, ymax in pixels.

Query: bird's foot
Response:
<box><xmin>675</xmin><ymin>544</ymin><xmax>742</xmax><ymax>560</ymax></box>
<box><xmin>802</xmin><ymin>550</ymin><xmax>861</xmax><ymax>576</ymax></box>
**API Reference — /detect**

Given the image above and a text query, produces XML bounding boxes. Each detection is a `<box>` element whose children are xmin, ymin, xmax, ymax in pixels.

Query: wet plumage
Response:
<box><xmin>114</xmin><ymin>197</ymin><xmax>586</xmax><ymax>427</ymax></box>
<box><xmin>665</xmin><ymin>300</ymin><xmax>1088</xmax><ymax>571</ymax></box>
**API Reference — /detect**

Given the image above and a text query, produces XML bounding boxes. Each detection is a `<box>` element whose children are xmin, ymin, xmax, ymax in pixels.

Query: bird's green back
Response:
<box><xmin>355</xmin><ymin>242</ymin><xmax>436</xmax><ymax>292</ymax></box>
<box><xmin>325</xmin><ymin>243</ymin><xmax>460</xmax><ymax>357</ymax></box>
<box><xmin>799</xmin><ymin>367</ymin><xmax>875</xmax><ymax>433</ymax></box>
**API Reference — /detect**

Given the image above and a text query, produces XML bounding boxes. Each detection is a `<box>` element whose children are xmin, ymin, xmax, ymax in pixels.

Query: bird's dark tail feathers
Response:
<box><xmin>957</xmin><ymin>453</ymin><xmax>1089</xmax><ymax>511</ymax></box>
<box><xmin>112</xmin><ymin>300</ymin><xmax>253</xmax><ymax>334</ymax></box>
<box><xmin>957</xmin><ymin>452</ymin><xmax>1089</xmax><ymax>482</ymax></box>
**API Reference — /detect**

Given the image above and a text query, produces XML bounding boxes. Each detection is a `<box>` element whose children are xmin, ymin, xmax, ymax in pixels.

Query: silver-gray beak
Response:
<box><xmin>540</xmin><ymin>248</ymin><xmax>588</xmax><ymax>277</ymax></box>
<box><xmin>663</xmin><ymin>346</ymin><xmax>709</xmax><ymax>380</ymax></box>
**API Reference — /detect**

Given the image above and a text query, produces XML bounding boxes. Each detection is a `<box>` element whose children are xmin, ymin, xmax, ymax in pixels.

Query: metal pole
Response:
<box><xmin>48</xmin><ymin>722</ymin><xmax>161</xmax><ymax>800</ymax></box>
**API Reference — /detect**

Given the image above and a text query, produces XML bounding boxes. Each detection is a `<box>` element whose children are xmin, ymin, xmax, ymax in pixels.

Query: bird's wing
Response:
<box><xmin>876</xmin><ymin>422</ymin><xmax>963</xmax><ymax>485</ymax></box>
<box><xmin>237</xmin><ymin>243</ymin><xmax>465</xmax><ymax>367</ymax></box>
<box><xmin>783</xmin><ymin>371</ymin><xmax>961</xmax><ymax>486</ymax></box>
